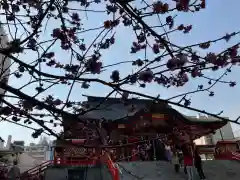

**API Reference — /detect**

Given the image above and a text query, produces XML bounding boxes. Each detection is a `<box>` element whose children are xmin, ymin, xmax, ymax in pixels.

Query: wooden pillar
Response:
<box><xmin>152</xmin><ymin>139</ymin><xmax>156</xmax><ymax>161</ymax></box>
<box><xmin>61</xmin><ymin>148</ymin><xmax>64</xmax><ymax>165</ymax></box>
<box><xmin>53</xmin><ymin>148</ymin><xmax>57</xmax><ymax>164</ymax></box>
<box><xmin>189</xmin><ymin>135</ymin><xmax>195</xmax><ymax>180</ymax></box>
<box><xmin>126</xmin><ymin>137</ymin><xmax>130</xmax><ymax>162</ymax></box>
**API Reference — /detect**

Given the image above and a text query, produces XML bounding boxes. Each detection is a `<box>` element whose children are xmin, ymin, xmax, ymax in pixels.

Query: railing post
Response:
<box><xmin>39</xmin><ymin>165</ymin><xmax>41</xmax><ymax>178</ymax></box>
<box><xmin>152</xmin><ymin>139</ymin><xmax>156</xmax><ymax>161</ymax></box>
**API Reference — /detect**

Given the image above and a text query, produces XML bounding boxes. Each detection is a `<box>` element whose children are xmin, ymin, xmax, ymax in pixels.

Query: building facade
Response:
<box><xmin>25</xmin><ymin>143</ymin><xmax>52</xmax><ymax>161</ymax></box>
<box><xmin>0</xmin><ymin>135</ymin><xmax>53</xmax><ymax>172</ymax></box>
<box><xmin>55</xmin><ymin>96</ymin><xmax>227</xmax><ymax>163</ymax></box>
<box><xmin>0</xmin><ymin>137</ymin><xmax>4</xmax><ymax>149</ymax></box>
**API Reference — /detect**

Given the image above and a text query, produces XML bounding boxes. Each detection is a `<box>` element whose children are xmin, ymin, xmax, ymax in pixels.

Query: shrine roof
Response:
<box><xmin>184</xmin><ymin>115</ymin><xmax>227</xmax><ymax>123</ymax></box>
<box><xmin>77</xmin><ymin>96</ymin><xmax>167</xmax><ymax>121</ymax></box>
<box><xmin>76</xmin><ymin>96</ymin><xmax>227</xmax><ymax>125</ymax></box>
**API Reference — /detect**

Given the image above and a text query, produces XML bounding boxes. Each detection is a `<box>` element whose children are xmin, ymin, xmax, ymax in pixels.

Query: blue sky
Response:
<box><xmin>0</xmin><ymin>0</ymin><xmax>240</xmax><ymax>144</ymax></box>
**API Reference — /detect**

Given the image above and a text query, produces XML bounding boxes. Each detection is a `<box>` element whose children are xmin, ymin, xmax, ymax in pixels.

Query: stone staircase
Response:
<box><xmin>202</xmin><ymin>160</ymin><xmax>240</xmax><ymax>180</ymax></box>
<box><xmin>117</xmin><ymin>160</ymin><xmax>240</xmax><ymax>180</ymax></box>
<box><xmin>117</xmin><ymin>161</ymin><xmax>186</xmax><ymax>180</ymax></box>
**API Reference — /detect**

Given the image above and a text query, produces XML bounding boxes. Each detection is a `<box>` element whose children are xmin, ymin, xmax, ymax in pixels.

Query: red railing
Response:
<box><xmin>214</xmin><ymin>150</ymin><xmax>240</xmax><ymax>161</ymax></box>
<box><xmin>55</xmin><ymin>159</ymin><xmax>97</xmax><ymax>166</ymax></box>
<box><xmin>231</xmin><ymin>151</ymin><xmax>240</xmax><ymax>161</ymax></box>
<box><xmin>105</xmin><ymin>156</ymin><xmax>120</xmax><ymax>180</ymax></box>
<box><xmin>21</xmin><ymin>160</ymin><xmax>53</xmax><ymax>177</ymax></box>
<box><xmin>20</xmin><ymin>157</ymin><xmax>119</xmax><ymax>180</ymax></box>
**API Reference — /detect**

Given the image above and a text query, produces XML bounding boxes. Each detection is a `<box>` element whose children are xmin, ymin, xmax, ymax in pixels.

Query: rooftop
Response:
<box><xmin>76</xmin><ymin>96</ymin><xmax>226</xmax><ymax>124</ymax></box>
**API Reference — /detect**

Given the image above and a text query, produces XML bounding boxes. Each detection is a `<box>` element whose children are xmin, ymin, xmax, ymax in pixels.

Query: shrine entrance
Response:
<box><xmin>68</xmin><ymin>168</ymin><xmax>85</xmax><ymax>180</ymax></box>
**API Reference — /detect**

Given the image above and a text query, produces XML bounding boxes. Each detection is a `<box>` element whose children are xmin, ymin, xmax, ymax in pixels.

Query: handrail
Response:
<box><xmin>20</xmin><ymin>156</ymin><xmax>119</xmax><ymax>180</ymax></box>
<box><xmin>105</xmin><ymin>155</ymin><xmax>120</xmax><ymax>180</ymax></box>
<box><xmin>21</xmin><ymin>160</ymin><xmax>53</xmax><ymax>176</ymax></box>
<box><xmin>58</xmin><ymin>159</ymin><xmax>96</xmax><ymax>165</ymax></box>
<box><xmin>20</xmin><ymin>159</ymin><xmax>96</xmax><ymax>178</ymax></box>
<box><xmin>232</xmin><ymin>152</ymin><xmax>240</xmax><ymax>161</ymax></box>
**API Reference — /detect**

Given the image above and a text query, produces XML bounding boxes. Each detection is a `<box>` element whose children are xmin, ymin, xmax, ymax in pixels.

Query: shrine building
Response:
<box><xmin>54</xmin><ymin>96</ymin><xmax>227</xmax><ymax>163</ymax></box>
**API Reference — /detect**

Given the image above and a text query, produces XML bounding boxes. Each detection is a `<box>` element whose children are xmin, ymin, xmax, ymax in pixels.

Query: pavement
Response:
<box><xmin>117</xmin><ymin>160</ymin><xmax>240</xmax><ymax>180</ymax></box>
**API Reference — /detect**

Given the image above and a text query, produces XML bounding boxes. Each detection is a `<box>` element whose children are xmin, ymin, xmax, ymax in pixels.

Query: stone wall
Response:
<box><xmin>44</xmin><ymin>164</ymin><xmax>113</xmax><ymax>180</ymax></box>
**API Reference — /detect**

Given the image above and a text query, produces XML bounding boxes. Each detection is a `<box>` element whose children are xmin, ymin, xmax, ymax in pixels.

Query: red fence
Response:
<box><xmin>23</xmin><ymin>160</ymin><xmax>52</xmax><ymax>175</ymax></box>
<box><xmin>20</xmin><ymin>157</ymin><xmax>119</xmax><ymax>180</ymax></box>
<box><xmin>232</xmin><ymin>151</ymin><xmax>240</xmax><ymax>161</ymax></box>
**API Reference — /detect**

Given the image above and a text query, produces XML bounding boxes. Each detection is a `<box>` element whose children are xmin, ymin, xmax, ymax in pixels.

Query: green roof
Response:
<box><xmin>76</xmin><ymin>96</ymin><xmax>227</xmax><ymax>125</ymax></box>
<box><xmin>184</xmin><ymin>115</ymin><xmax>227</xmax><ymax>123</ymax></box>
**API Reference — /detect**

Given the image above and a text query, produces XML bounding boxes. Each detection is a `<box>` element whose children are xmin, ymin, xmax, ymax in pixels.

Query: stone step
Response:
<box><xmin>202</xmin><ymin>160</ymin><xmax>240</xmax><ymax>180</ymax></box>
<box><xmin>118</xmin><ymin>161</ymin><xmax>186</xmax><ymax>180</ymax></box>
<box><xmin>117</xmin><ymin>160</ymin><xmax>240</xmax><ymax>180</ymax></box>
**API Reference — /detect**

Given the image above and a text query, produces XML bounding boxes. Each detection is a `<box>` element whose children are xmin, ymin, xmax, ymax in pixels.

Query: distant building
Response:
<box><xmin>0</xmin><ymin>137</ymin><xmax>4</xmax><ymax>149</ymax></box>
<box><xmin>0</xmin><ymin>135</ymin><xmax>54</xmax><ymax>172</ymax></box>
<box><xmin>25</xmin><ymin>143</ymin><xmax>49</xmax><ymax>162</ymax></box>
<box><xmin>11</xmin><ymin>141</ymin><xmax>25</xmax><ymax>152</ymax></box>
<box><xmin>24</xmin><ymin>137</ymin><xmax>53</xmax><ymax>162</ymax></box>
<box><xmin>234</xmin><ymin>129</ymin><xmax>240</xmax><ymax>138</ymax></box>
<box><xmin>0</xmin><ymin>136</ymin><xmax>23</xmax><ymax>166</ymax></box>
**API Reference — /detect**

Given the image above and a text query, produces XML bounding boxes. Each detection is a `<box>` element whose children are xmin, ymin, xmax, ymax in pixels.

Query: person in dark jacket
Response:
<box><xmin>194</xmin><ymin>149</ymin><xmax>206</xmax><ymax>180</ymax></box>
<box><xmin>8</xmin><ymin>161</ymin><xmax>20</xmax><ymax>180</ymax></box>
<box><xmin>181</xmin><ymin>145</ymin><xmax>188</xmax><ymax>174</ymax></box>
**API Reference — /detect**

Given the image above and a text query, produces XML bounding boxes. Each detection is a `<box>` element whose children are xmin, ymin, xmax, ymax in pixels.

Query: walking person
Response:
<box><xmin>145</xmin><ymin>143</ymin><xmax>151</xmax><ymax>160</ymax></box>
<box><xmin>0</xmin><ymin>165</ymin><xmax>8</xmax><ymax>180</ymax></box>
<box><xmin>184</xmin><ymin>164</ymin><xmax>187</xmax><ymax>175</ymax></box>
<box><xmin>194</xmin><ymin>149</ymin><xmax>206</xmax><ymax>180</ymax></box>
<box><xmin>7</xmin><ymin>161</ymin><xmax>20</xmax><ymax>180</ymax></box>
<box><xmin>138</xmin><ymin>144</ymin><xmax>146</xmax><ymax>161</ymax></box>
<box><xmin>178</xmin><ymin>151</ymin><xmax>184</xmax><ymax>167</ymax></box>
<box><xmin>131</xmin><ymin>148</ymin><xmax>138</xmax><ymax>161</ymax></box>
<box><xmin>165</xmin><ymin>145</ymin><xmax>172</xmax><ymax>163</ymax></box>
<box><xmin>172</xmin><ymin>150</ymin><xmax>180</xmax><ymax>173</ymax></box>
<box><xmin>183</xmin><ymin>145</ymin><xmax>194</xmax><ymax>180</ymax></box>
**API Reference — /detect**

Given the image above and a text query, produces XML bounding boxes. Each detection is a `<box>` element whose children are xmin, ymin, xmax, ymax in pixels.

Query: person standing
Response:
<box><xmin>8</xmin><ymin>161</ymin><xmax>20</xmax><ymax>180</ymax></box>
<box><xmin>172</xmin><ymin>150</ymin><xmax>180</xmax><ymax>173</ymax></box>
<box><xmin>165</xmin><ymin>145</ymin><xmax>172</xmax><ymax>163</ymax></box>
<box><xmin>194</xmin><ymin>149</ymin><xmax>206</xmax><ymax>180</ymax></box>
<box><xmin>137</xmin><ymin>144</ymin><xmax>145</xmax><ymax>161</ymax></box>
<box><xmin>145</xmin><ymin>143</ymin><xmax>151</xmax><ymax>160</ymax></box>
<box><xmin>0</xmin><ymin>164</ymin><xmax>8</xmax><ymax>180</ymax></box>
<box><xmin>131</xmin><ymin>148</ymin><xmax>138</xmax><ymax>161</ymax></box>
<box><xmin>183</xmin><ymin>145</ymin><xmax>194</xmax><ymax>180</ymax></box>
<box><xmin>178</xmin><ymin>151</ymin><xmax>184</xmax><ymax>168</ymax></box>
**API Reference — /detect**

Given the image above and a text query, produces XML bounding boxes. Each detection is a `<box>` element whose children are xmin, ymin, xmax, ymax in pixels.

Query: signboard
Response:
<box><xmin>152</xmin><ymin>114</ymin><xmax>165</xmax><ymax>120</ymax></box>
<box><xmin>143</xmin><ymin>114</ymin><xmax>166</xmax><ymax>120</ymax></box>
<box><xmin>118</xmin><ymin>124</ymin><xmax>125</xmax><ymax>129</ymax></box>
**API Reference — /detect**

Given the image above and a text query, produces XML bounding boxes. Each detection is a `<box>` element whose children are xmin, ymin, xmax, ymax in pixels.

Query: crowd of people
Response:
<box><xmin>167</xmin><ymin>144</ymin><xmax>206</xmax><ymax>180</ymax></box>
<box><xmin>127</xmin><ymin>141</ymin><xmax>206</xmax><ymax>180</ymax></box>
<box><xmin>128</xmin><ymin>140</ymin><xmax>173</xmax><ymax>162</ymax></box>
